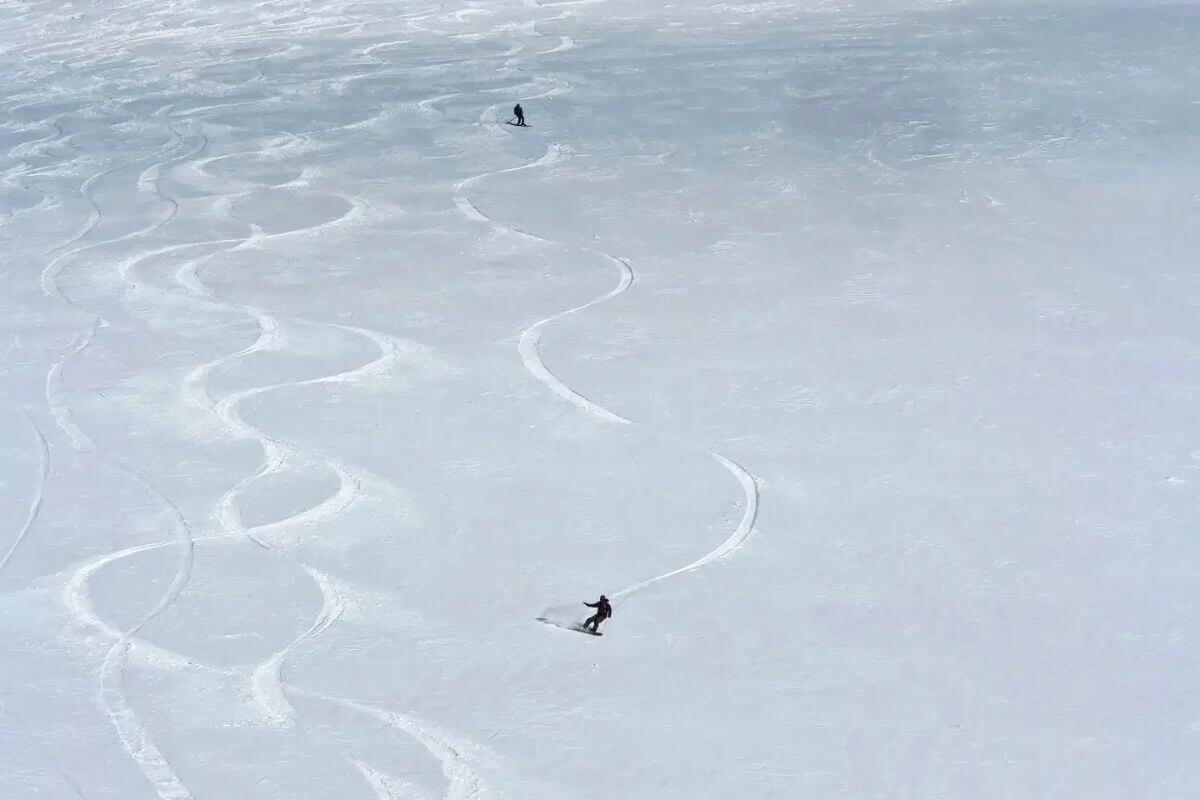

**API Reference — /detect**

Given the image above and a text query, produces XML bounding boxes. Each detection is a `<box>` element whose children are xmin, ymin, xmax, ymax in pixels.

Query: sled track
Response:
<box><xmin>456</xmin><ymin>16</ymin><xmax>760</xmax><ymax>606</ymax></box>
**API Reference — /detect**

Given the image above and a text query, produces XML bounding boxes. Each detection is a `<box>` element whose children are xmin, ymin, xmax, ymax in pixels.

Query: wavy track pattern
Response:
<box><xmin>56</xmin><ymin>444</ymin><xmax>198</xmax><ymax>800</ymax></box>
<box><xmin>44</xmin><ymin>93</ymin><xmax>486</xmax><ymax>792</ymax></box>
<box><xmin>1</xmin><ymin>112</ymin><xmax>63</xmax><ymax>222</ymax></box>
<box><xmin>141</xmin><ymin>102</ymin><xmax>493</xmax><ymax>799</ymax></box>
<box><xmin>456</xmin><ymin>17</ymin><xmax>760</xmax><ymax>607</ymax></box>
<box><xmin>60</xmin><ymin>533</ymin><xmax>243</xmax><ymax>673</ymax></box>
<box><xmin>25</xmin><ymin>3</ymin><xmax>701</xmax><ymax>797</ymax></box>
<box><xmin>39</xmin><ymin>104</ymin><xmax>202</xmax><ymax>800</ymax></box>
<box><xmin>40</xmin><ymin>99</ymin><xmax>367</xmax><ymax>795</ymax></box>
<box><xmin>39</xmin><ymin>104</ymin><xmax>191</xmax><ymax>307</ymax></box>
<box><xmin>28</xmin><ymin>19</ymin><xmax>368</xmax><ymax>800</ymax></box>
<box><xmin>158</xmin><ymin>170</ymin><xmax>364</xmax><ymax>737</ymax></box>
<box><xmin>74</xmin><ymin>456</ymin><xmax>196</xmax><ymax>800</ymax></box>
<box><xmin>45</xmin><ymin>317</ymin><xmax>103</xmax><ymax>452</ymax></box>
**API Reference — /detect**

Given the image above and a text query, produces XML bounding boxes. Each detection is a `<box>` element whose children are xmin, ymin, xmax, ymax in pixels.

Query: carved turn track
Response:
<box><xmin>455</xmin><ymin>12</ymin><xmax>760</xmax><ymax>609</ymax></box>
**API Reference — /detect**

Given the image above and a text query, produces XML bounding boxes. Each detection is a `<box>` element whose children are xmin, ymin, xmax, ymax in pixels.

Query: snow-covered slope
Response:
<box><xmin>1</xmin><ymin>0</ymin><xmax>1197</xmax><ymax>798</ymax></box>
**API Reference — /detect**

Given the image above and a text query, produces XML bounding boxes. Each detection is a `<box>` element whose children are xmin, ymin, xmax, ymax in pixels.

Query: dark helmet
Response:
<box><xmin>600</xmin><ymin>594</ymin><xmax>608</xmax><ymax>601</ymax></box>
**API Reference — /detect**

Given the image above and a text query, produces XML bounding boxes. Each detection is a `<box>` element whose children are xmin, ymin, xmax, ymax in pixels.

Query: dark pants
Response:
<box><xmin>516</xmin><ymin>114</ymin><xmax>525</xmax><ymax>126</ymax></box>
<box><xmin>585</xmin><ymin>613</ymin><xmax>605</xmax><ymax>631</ymax></box>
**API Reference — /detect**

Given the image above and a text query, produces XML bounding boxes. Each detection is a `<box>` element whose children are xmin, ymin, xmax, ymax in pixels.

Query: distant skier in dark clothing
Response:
<box><xmin>513</xmin><ymin>103</ymin><xmax>526</xmax><ymax>126</ymax></box>
<box><xmin>582</xmin><ymin>595</ymin><xmax>611</xmax><ymax>632</ymax></box>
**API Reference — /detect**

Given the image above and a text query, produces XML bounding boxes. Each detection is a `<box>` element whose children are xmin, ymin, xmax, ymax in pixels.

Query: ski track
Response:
<box><xmin>116</xmin><ymin>236</ymin><xmax>248</xmax><ymax>288</ymax></box>
<box><xmin>156</xmin><ymin>143</ymin><xmax>368</xmax><ymax>741</ymax></box>
<box><xmin>80</xmin><ymin>457</ymin><xmax>196</xmax><ymax>800</ymax></box>
<box><xmin>39</xmin><ymin>103</ymin><xmax>187</xmax><ymax>307</ymax></box>
<box><xmin>544</xmin><ymin>34</ymin><xmax>576</xmax><ymax>55</ymax></box>
<box><xmin>53</xmin><ymin>435</ymin><xmax>198</xmax><ymax>800</ymax></box>
<box><xmin>45</xmin><ymin>316</ymin><xmax>103</xmax><ymax>452</ymax></box>
<box><xmin>612</xmin><ymin>450</ymin><xmax>759</xmax><ymax>599</ymax></box>
<box><xmin>517</xmin><ymin>254</ymin><xmax>635</xmax><ymax>427</ymax></box>
<box><xmin>482</xmin><ymin>75</ymin><xmax>568</xmax><ymax>130</ymax></box>
<box><xmin>135</xmin><ymin>82</ymin><xmax>486</xmax><ymax>798</ymax></box>
<box><xmin>173</xmin><ymin>225</ymin><xmax>267</xmax><ymax>303</ymax></box>
<box><xmin>170</xmin><ymin>232</ymin><xmax>487</xmax><ymax>800</ymax></box>
<box><xmin>470</xmin><ymin>20</ymin><xmax>573</xmax><ymax>130</ymax></box>
<box><xmin>0</xmin><ymin>412</ymin><xmax>50</xmax><ymax>578</ymax></box>
<box><xmin>298</xmin><ymin>691</ymin><xmax>489</xmax><ymax>800</ymax></box>
<box><xmin>250</xmin><ymin>565</ymin><xmax>345</xmax><ymax>725</ymax></box>
<box><xmin>1</xmin><ymin>115</ymin><xmax>64</xmax><ymax>221</ymax></box>
<box><xmin>100</xmin><ymin>641</ymin><xmax>194</xmax><ymax>800</ymax></box>
<box><xmin>22</xmin><ymin>4</ymin><xmax>657</xmax><ymax>797</ymax></box>
<box><xmin>185</xmin><ymin>291</ymin><xmax>401</xmax><ymax>743</ymax></box>
<box><xmin>152</xmin><ymin>9</ymin><xmax>556</xmax><ymax>792</ymax></box>
<box><xmin>168</xmin><ymin>129</ymin><xmax>307</xmax><ymax>196</ymax></box>
<box><xmin>416</xmin><ymin>81</ymin><xmax>539</xmax><ymax>118</ymax></box>
<box><xmin>137</xmin><ymin>121</ymin><xmax>210</xmax><ymax>218</ymax></box>
<box><xmin>458</xmin><ymin>13</ymin><xmax>761</xmax><ymax>609</ymax></box>
<box><xmin>37</xmin><ymin>103</ymin><xmax>203</xmax><ymax>800</ymax></box>
<box><xmin>62</xmin><ymin>534</ymin><xmax>234</xmax><ymax>665</ymax></box>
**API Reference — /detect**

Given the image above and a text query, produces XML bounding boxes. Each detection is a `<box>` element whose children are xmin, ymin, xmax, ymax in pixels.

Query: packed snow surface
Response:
<box><xmin>1</xmin><ymin>0</ymin><xmax>1198</xmax><ymax>797</ymax></box>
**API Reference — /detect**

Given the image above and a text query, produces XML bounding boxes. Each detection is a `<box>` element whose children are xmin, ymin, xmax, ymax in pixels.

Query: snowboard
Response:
<box><xmin>573</xmin><ymin>625</ymin><xmax>602</xmax><ymax>636</ymax></box>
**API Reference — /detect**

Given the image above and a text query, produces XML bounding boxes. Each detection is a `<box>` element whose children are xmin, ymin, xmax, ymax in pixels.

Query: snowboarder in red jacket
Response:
<box><xmin>583</xmin><ymin>595</ymin><xmax>612</xmax><ymax>632</ymax></box>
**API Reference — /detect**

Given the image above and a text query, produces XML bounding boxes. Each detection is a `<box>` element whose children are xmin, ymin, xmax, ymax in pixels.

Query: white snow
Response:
<box><xmin>2</xmin><ymin>0</ymin><xmax>1198</xmax><ymax>797</ymax></box>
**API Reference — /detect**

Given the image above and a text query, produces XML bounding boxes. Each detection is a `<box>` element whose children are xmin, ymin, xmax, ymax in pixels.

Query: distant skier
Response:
<box><xmin>582</xmin><ymin>594</ymin><xmax>611</xmax><ymax>633</ymax></box>
<box><xmin>513</xmin><ymin>103</ymin><xmax>526</xmax><ymax>126</ymax></box>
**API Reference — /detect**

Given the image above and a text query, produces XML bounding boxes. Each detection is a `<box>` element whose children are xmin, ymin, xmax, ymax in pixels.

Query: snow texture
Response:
<box><xmin>1</xmin><ymin>0</ymin><xmax>1199</xmax><ymax>798</ymax></box>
